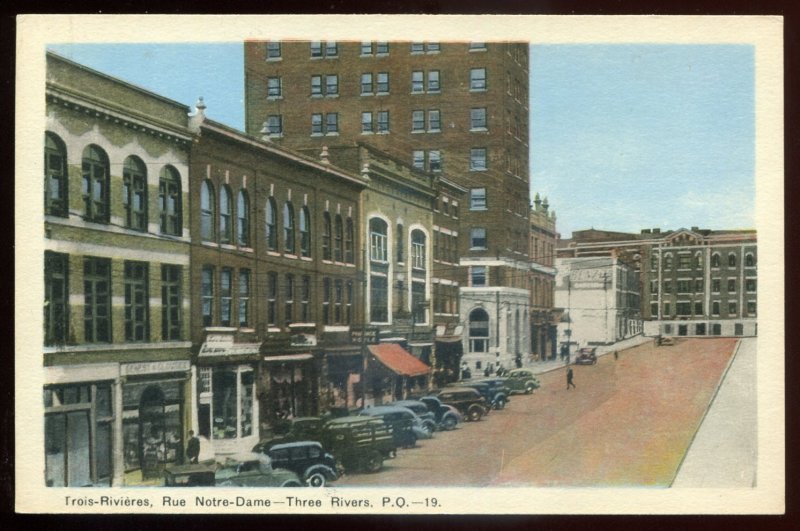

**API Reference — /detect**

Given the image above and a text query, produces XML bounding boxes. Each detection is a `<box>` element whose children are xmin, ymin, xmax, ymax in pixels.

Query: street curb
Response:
<box><xmin>669</xmin><ymin>337</ymin><xmax>743</xmax><ymax>487</ymax></box>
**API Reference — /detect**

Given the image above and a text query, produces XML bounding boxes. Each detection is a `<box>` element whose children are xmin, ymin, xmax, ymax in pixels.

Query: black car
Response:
<box><xmin>415</xmin><ymin>396</ymin><xmax>462</xmax><ymax>430</ymax></box>
<box><xmin>434</xmin><ymin>388</ymin><xmax>490</xmax><ymax>422</ymax></box>
<box><xmin>391</xmin><ymin>400</ymin><xmax>438</xmax><ymax>433</ymax></box>
<box><xmin>464</xmin><ymin>380</ymin><xmax>511</xmax><ymax>410</ymax></box>
<box><xmin>260</xmin><ymin>441</ymin><xmax>339</xmax><ymax>487</ymax></box>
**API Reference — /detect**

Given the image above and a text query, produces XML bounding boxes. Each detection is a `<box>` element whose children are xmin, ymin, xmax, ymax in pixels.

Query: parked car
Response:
<box><xmin>163</xmin><ymin>463</ymin><xmax>216</xmax><ymax>487</ymax></box>
<box><xmin>213</xmin><ymin>452</ymin><xmax>304</xmax><ymax>487</ymax></box>
<box><xmin>503</xmin><ymin>368</ymin><xmax>541</xmax><ymax>395</ymax></box>
<box><xmin>654</xmin><ymin>335</ymin><xmax>677</xmax><ymax>347</ymax></box>
<box><xmin>433</xmin><ymin>387</ymin><xmax>490</xmax><ymax>422</ymax></box>
<box><xmin>390</xmin><ymin>400</ymin><xmax>438</xmax><ymax>433</ymax></box>
<box><xmin>322</xmin><ymin>415</ymin><xmax>397</xmax><ymax>473</ymax></box>
<box><xmin>575</xmin><ymin>347</ymin><xmax>598</xmax><ymax>365</ymax></box>
<box><xmin>358</xmin><ymin>405</ymin><xmax>431</xmax><ymax>448</ymax></box>
<box><xmin>257</xmin><ymin>416</ymin><xmax>326</xmax><ymax>448</ymax></box>
<box><xmin>467</xmin><ymin>379</ymin><xmax>512</xmax><ymax>410</ymax></box>
<box><xmin>258</xmin><ymin>441</ymin><xmax>338</xmax><ymax>487</ymax></box>
<box><xmin>415</xmin><ymin>396</ymin><xmax>462</xmax><ymax>430</ymax></box>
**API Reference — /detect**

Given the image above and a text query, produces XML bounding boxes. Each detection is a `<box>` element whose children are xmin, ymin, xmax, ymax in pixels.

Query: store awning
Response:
<box><xmin>435</xmin><ymin>336</ymin><xmax>463</xmax><ymax>344</ymax></box>
<box><xmin>368</xmin><ymin>343</ymin><xmax>430</xmax><ymax>377</ymax></box>
<box><xmin>262</xmin><ymin>353</ymin><xmax>313</xmax><ymax>362</ymax></box>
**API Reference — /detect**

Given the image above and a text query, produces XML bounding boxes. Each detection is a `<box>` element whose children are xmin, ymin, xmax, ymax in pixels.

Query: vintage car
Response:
<box><xmin>213</xmin><ymin>452</ymin><xmax>304</xmax><ymax>487</ymax></box>
<box><xmin>575</xmin><ymin>347</ymin><xmax>598</xmax><ymax>365</ymax></box>
<box><xmin>503</xmin><ymin>368</ymin><xmax>541</xmax><ymax>394</ymax></box>
<box><xmin>163</xmin><ymin>463</ymin><xmax>216</xmax><ymax>487</ymax></box>
<box><xmin>260</xmin><ymin>441</ymin><xmax>338</xmax><ymax>487</ymax></box>
<box><xmin>415</xmin><ymin>396</ymin><xmax>462</xmax><ymax>430</ymax></box>
<box><xmin>358</xmin><ymin>405</ymin><xmax>432</xmax><ymax>448</ymax></box>
<box><xmin>390</xmin><ymin>400</ymin><xmax>439</xmax><ymax>433</ymax></box>
<box><xmin>467</xmin><ymin>379</ymin><xmax>512</xmax><ymax>410</ymax></box>
<box><xmin>322</xmin><ymin>415</ymin><xmax>397</xmax><ymax>473</ymax></box>
<box><xmin>433</xmin><ymin>387</ymin><xmax>490</xmax><ymax>422</ymax></box>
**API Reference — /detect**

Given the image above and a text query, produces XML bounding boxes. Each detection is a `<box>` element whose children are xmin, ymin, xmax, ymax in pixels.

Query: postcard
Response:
<box><xmin>15</xmin><ymin>14</ymin><xmax>784</xmax><ymax>514</ymax></box>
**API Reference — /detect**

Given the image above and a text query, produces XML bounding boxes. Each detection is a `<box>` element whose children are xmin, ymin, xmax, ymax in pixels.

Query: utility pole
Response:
<box><xmin>359</xmin><ymin>245</ymin><xmax>368</xmax><ymax>409</ymax></box>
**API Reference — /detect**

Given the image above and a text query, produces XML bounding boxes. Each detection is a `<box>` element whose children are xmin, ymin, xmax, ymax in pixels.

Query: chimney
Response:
<box><xmin>653</xmin><ymin>228</ymin><xmax>661</xmax><ymax>234</ymax></box>
<box><xmin>691</xmin><ymin>226</ymin><xmax>699</xmax><ymax>232</ymax></box>
<box><xmin>188</xmin><ymin>97</ymin><xmax>207</xmax><ymax>132</ymax></box>
<box><xmin>641</xmin><ymin>229</ymin><xmax>651</xmax><ymax>234</ymax></box>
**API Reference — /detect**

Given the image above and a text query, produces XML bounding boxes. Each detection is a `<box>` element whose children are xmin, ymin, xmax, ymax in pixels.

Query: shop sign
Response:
<box><xmin>121</xmin><ymin>360</ymin><xmax>190</xmax><ymax>376</ymax></box>
<box><xmin>199</xmin><ymin>341</ymin><xmax>261</xmax><ymax>357</ymax></box>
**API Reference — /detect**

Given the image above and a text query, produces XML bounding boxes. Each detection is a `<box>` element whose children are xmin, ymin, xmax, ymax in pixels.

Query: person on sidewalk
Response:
<box><xmin>186</xmin><ymin>430</ymin><xmax>200</xmax><ymax>464</ymax></box>
<box><xmin>613</xmin><ymin>350</ymin><xmax>619</xmax><ymax>361</ymax></box>
<box><xmin>566</xmin><ymin>366</ymin><xmax>576</xmax><ymax>390</ymax></box>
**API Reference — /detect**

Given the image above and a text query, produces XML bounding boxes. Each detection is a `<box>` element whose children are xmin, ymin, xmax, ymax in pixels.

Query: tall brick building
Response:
<box><xmin>244</xmin><ymin>40</ymin><xmax>532</xmax><ymax>371</ymax></box>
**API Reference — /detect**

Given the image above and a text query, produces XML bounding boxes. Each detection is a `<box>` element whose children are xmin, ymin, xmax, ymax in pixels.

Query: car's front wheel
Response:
<box><xmin>468</xmin><ymin>405</ymin><xmax>483</xmax><ymax>422</ymax></box>
<box><xmin>441</xmin><ymin>416</ymin><xmax>457</xmax><ymax>431</ymax></box>
<box><xmin>524</xmin><ymin>384</ymin><xmax>534</xmax><ymax>394</ymax></box>
<box><xmin>494</xmin><ymin>397</ymin><xmax>506</xmax><ymax>410</ymax></box>
<box><xmin>305</xmin><ymin>471</ymin><xmax>327</xmax><ymax>487</ymax></box>
<box><xmin>363</xmin><ymin>450</ymin><xmax>383</xmax><ymax>473</ymax></box>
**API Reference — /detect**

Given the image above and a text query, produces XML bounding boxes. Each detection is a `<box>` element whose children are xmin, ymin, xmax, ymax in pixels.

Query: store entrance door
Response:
<box><xmin>139</xmin><ymin>386</ymin><xmax>166</xmax><ymax>479</ymax></box>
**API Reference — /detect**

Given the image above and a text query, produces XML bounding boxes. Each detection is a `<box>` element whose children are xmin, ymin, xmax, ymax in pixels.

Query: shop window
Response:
<box><xmin>45</xmin><ymin>132</ymin><xmax>68</xmax><ymax>217</ymax></box>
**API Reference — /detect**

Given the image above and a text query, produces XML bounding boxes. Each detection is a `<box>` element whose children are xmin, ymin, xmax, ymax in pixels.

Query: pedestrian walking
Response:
<box><xmin>613</xmin><ymin>350</ymin><xmax>619</xmax><ymax>361</ymax></box>
<box><xmin>186</xmin><ymin>430</ymin><xmax>200</xmax><ymax>464</ymax></box>
<box><xmin>566</xmin><ymin>367</ymin><xmax>576</xmax><ymax>390</ymax></box>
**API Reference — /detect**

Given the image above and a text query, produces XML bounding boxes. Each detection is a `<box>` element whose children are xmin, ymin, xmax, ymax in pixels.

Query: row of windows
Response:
<box><xmin>45</xmin><ymin>132</ymin><xmax>183</xmax><ymax>236</ymax></box>
<box><xmin>433</xmin><ymin>230</ymin><xmax>458</xmax><ymax>264</ymax></box>
<box><xmin>650</xmin><ymin>251</ymin><xmax>757</xmax><ymax>270</ymax></box>
<box><xmin>432</xmin><ymin>196</ymin><xmax>459</xmax><ymax>218</ymax></box>
<box><xmin>44</xmin><ymin>252</ymin><xmax>183</xmax><ymax>345</ymax></box>
<box><xmin>264</xmin><ymin>41</ymin><xmax>489</xmax><ymax>60</ymax></box>
<box><xmin>651</xmin><ymin>301</ymin><xmax>756</xmax><ymax>318</ymax></box>
<box><xmin>433</xmin><ymin>283</ymin><xmax>459</xmax><ymax>315</ymax></box>
<box><xmin>368</xmin><ymin>218</ymin><xmax>428</xmax><ymax>267</ymax></box>
<box><xmin>199</xmin><ymin>181</ymin><xmax>355</xmax><ymax>264</ymax></box>
<box><xmin>468</xmin><ymin>307</ymin><xmax>528</xmax><ymax>354</ymax></box>
<box><xmin>651</xmin><ymin>278</ymin><xmax>757</xmax><ymax>295</ymax></box>
<box><xmin>265</xmin><ymin>68</ymin><xmax>489</xmax><ymax>100</ymax></box>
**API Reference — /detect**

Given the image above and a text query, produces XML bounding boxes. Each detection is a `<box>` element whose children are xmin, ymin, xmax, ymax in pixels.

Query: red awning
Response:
<box><xmin>368</xmin><ymin>343</ymin><xmax>430</xmax><ymax>377</ymax></box>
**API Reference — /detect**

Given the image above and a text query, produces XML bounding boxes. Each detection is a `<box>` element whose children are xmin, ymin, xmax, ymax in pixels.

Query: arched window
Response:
<box><xmin>283</xmin><ymin>202</ymin><xmax>295</xmax><ymax>253</ymax></box>
<box><xmin>322</xmin><ymin>212</ymin><xmax>332</xmax><ymax>260</ymax></box>
<box><xmin>123</xmin><ymin>156</ymin><xmax>148</xmax><ymax>231</ymax></box>
<box><xmin>200</xmin><ymin>181</ymin><xmax>215</xmax><ymax>241</ymax></box>
<box><xmin>745</xmin><ymin>253</ymin><xmax>755</xmax><ymax>268</ymax></box>
<box><xmin>265</xmin><ymin>197</ymin><xmax>277</xmax><ymax>250</ymax></box>
<box><xmin>711</xmin><ymin>253</ymin><xmax>721</xmax><ymax>268</ymax></box>
<box><xmin>469</xmin><ymin>308</ymin><xmax>490</xmax><ymax>353</ymax></box>
<box><xmin>664</xmin><ymin>253</ymin><xmax>673</xmax><ymax>270</ymax></box>
<box><xmin>299</xmin><ymin>207</ymin><xmax>311</xmax><ymax>257</ymax></box>
<box><xmin>334</xmin><ymin>215</ymin><xmax>344</xmax><ymax>262</ymax></box>
<box><xmin>728</xmin><ymin>253</ymin><xmax>736</xmax><ymax>268</ymax></box>
<box><xmin>45</xmin><ymin>132</ymin><xmax>68</xmax><ymax>217</ymax></box>
<box><xmin>159</xmin><ymin>166</ymin><xmax>182</xmax><ymax>236</ymax></box>
<box><xmin>411</xmin><ymin>229</ymin><xmax>426</xmax><ymax>270</ymax></box>
<box><xmin>219</xmin><ymin>185</ymin><xmax>232</xmax><ymax>244</ymax></box>
<box><xmin>81</xmin><ymin>144</ymin><xmax>110</xmax><ymax>222</ymax></box>
<box><xmin>345</xmin><ymin>218</ymin><xmax>354</xmax><ymax>264</ymax></box>
<box><xmin>237</xmin><ymin>190</ymin><xmax>250</xmax><ymax>247</ymax></box>
<box><xmin>695</xmin><ymin>251</ymin><xmax>704</xmax><ymax>269</ymax></box>
<box><xmin>370</xmin><ymin>218</ymin><xmax>388</xmax><ymax>262</ymax></box>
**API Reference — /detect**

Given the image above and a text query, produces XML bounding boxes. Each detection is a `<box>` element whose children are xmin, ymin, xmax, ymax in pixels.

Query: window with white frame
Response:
<box><xmin>311</xmin><ymin>75</ymin><xmax>323</xmax><ymax>97</ymax></box>
<box><xmin>471</xmin><ymin>265</ymin><xmax>487</xmax><ymax>286</ymax></box>
<box><xmin>377</xmin><ymin>111</ymin><xmax>389</xmax><ymax>133</ymax></box>
<box><xmin>470</xmin><ymin>188</ymin><xmax>487</xmax><ymax>210</ymax></box>
<box><xmin>470</xmin><ymin>107</ymin><xmax>487</xmax><ymax>130</ymax></box>
<box><xmin>470</xmin><ymin>227</ymin><xmax>487</xmax><ymax>249</ymax></box>
<box><xmin>470</xmin><ymin>148</ymin><xmax>487</xmax><ymax>171</ymax></box>
<box><xmin>267</xmin><ymin>77</ymin><xmax>282</xmax><ymax>98</ymax></box>
<box><xmin>266</xmin><ymin>41</ymin><xmax>281</xmax><ymax>59</ymax></box>
<box><xmin>376</xmin><ymin>42</ymin><xmax>389</xmax><ymax>55</ymax></box>
<box><xmin>411</xmin><ymin>230</ymin><xmax>426</xmax><ymax>270</ymax></box>
<box><xmin>369</xmin><ymin>218</ymin><xmax>388</xmax><ymax>262</ymax></box>
<box><xmin>361</xmin><ymin>73</ymin><xmax>373</xmax><ymax>95</ymax></box>
<box><xmin>376</xmin><ymin>72</ymin><xmax>389</xmax><ymax>93</ymax></box>
<box><xmin>412</xmin><ymin>150</ymin><xmax>425</xmax><ymax>170</ymax></box>
<box><xmin>469</xmin><ymin>42</ymin><xmax>487</xmax><ymax>51</ymax></box>
<box><xmin>360</xmin><ymin>41</ymin><xmax>373</xmax><ymax>55</ymax></box>
<box><xmin>429</xmin><ymin>150</ymin><xmax>441</xmax><ymax>172</ymax></box>
<box><xmin>428</xmin><ymin>109</ymin><xmax>441</xmax><ymax>131</ymax></box>
<box><xmin>326</xmin><ymin>74</ymin><xmax>339</xmax><ymax>96</ymax></box>
<box><xmin>427</xmin><ymin>70</ymin><xmax>440</xmax><ymax>92</ymax></box>
<box><xmin>470</xmin><ymin>68</ymin><xmax>487</xmax><ymax>91</ymax></box>
<box><xmin>362</xmin><ymin>111</ymin><xmax>373</xmax><ymax>133</ymax></box>
<box><xmin>412</xmin><ymin>110</ymin><xmax>425</xmax><ymax>132</ymax></box>
<box><xmin>411</xmin><ymin>71</ymin><xmax>424</xmax><ymax>93</ymax></box>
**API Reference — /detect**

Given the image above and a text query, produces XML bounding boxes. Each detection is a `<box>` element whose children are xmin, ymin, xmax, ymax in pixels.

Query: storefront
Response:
<box><xmin>366</xmin><ymin>343</ymin><xmax>431</xmax><ymax>403</ymax></box>
<box><xmin>322</xmin><ymin>346</ymin><xmax>364</xmax><ymax>411</ymax></box>
<box><xmin>260</xmin><ymin>353</ymin><xmax>317</xmax><ymax>425</ymax></box>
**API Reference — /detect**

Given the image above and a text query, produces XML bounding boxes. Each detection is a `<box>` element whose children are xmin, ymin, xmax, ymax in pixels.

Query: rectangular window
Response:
<box><xmin>412</xmin><ymin>150</ymin><xmax>425</xmax><ymax>170</ymax></box>
<box><xmin>370</xmin><ymin>276</ymin><xmax>388</xmax><ymax>322</ymax></box>
<box><xmin>676</xmin><ymin>302</ymin><xmax>691</xmax><ymax>316</ymax></box>
<box><xmin>325</xmin><ymin>41</ymin><xmax>338</xmax><ymax>57</ymax></box>
<box><xmin>470</xmin><ymin>68</ymin><xmax>487</xmax><ymax>91</ymax></box>
<box><xmin>285</xmin><ymin>274</ymin><xmax>294</xmax><ymax>324</ymax></box>
<box><xmin>694</xmin><ymin>301</ymin><xmax>703</xmax><ymax>315</ymax></box>
<box><xmin>267</xmin><ymin>114</ymin><xmax>282</xmax><ymax>135</ymax></box>
<box><xmin>428</xmin><ymin>109</ymin><xmax>441</xmax><ymax>131</ymax></box>
<box><xmin>45</xmin><ymin>252</ymin><xmax>69</xmax><ymax>345</ymax></box>
<box><xmin>663</xmin><ymin>302</ymin><xmax>671</xmax><ymax>317</ymax></box>
<box><xmin>376</xmin><ymin>42</ymin><xmax>389</xmax><ymax>55</ymax></box>
<box><xmin>427</xmin><ymin>70</ymin><xmax>440</xmax><ymax>92</ymax></box>
<box><xmin>649</xmin><ymin>280</ymin><xmax>658</xmax><ymax>296</ymax></box>
<box><xmin>334</xmin><ymin>279</ymin><xmax>343</xmax><ymax>324</ymax></box>
<box><xmin>728</xmin><ymin>279</ymin><xmax>736</xmax><ymax>292</ymax></box>
<box><xmin>301</xmin><ymin>275</ymin><xmax>311</xmax><ymax>322</ymax></box>
<box><xmin>84</xmin><ymin>257</ymin><xmax>111</xmax><ymax>343</ymax></box>
<box><xmin>695</xmin><ymin>279</ymin><xmax>704</xmax><ymax>292</ymax></box>
<box><xmin>412</xmin><ymin>282</ymin><xmax>426</xmax><ymax>323</ymax></box>
<box><xmin>412</xmin><ymin>240</ymin><xmax>425</xmax><ymax>270</ymax></box>
<box><xmin>747</xmin><ymin>301</ymin><xmax>756</xmax><ymax>316</ymax></box>
<box><xmin>650</xmin><ymin>303</ymin><xmax>658</xmax><ymax>316</ymax></box>
<box><xmin>202</xmin><ymin>266</ymin><xmax>214</xmax><ymax>327</ymax></box>
<box><xmin>267</xmin><ymin>272</ymin><xmax>278</xmax><ymax>326</ymax></box>
<box><xmin>470</xmin><ymin>227</ymin><xmax>487</xmax><ymax>249</ymax></box>
<box><xmin>376</xmin><ymin>72</ymin><xmax>389</xmax><ymax>93</ymax></box>
<box><xmin>470</xmin><ymin>188</ymin><xmax>487</xmax><ymax>210</ymax></box>
<box><xmin>239</xmin><ymin>269</ymin><xmax>250</xmax><ymax>328</ymax></box>
<box><xmin>311</xmin><ymin>75</ymin><xmax>322</xmax><ymax>96</ymax></box>
<box><xmin>311</xmin><ymin>113</ymin><xmax>323</xmax><ymax>135</ymax></box>
<box><xmin>326</xmin><ymin>74</ymin><xmax>338</xmax><ymax>96</ymax></box>
<box><xmin>326</xmin><ymin>113</ymin><xmax>338</xmax><ymax>134</ymax></box>
<box><xmin>220</xmin><ymin>268</ymin><xmax>232</xmax><ymax>327</ymax></box>
<box><xmin>471</xmin><ymin>266</ymin><xmax>487</xmax><ymax>286</ymax></box>
<box><xmin>471</xmin><ymin>107</ymin><xmax>487</xmax><ymax>130</ymax></box>
<box><xmin>411</xmin><ymin>42</ymin><xmax>424</xmax><ymax>54</ymax></box>
<box><xmin>728</xmin><ymin>301</ymin><xmax>738</xmax><ymax>315</ymax></box>
<box><xmin>712</xmin><ymin>278</ymin><xmax>721</xmax><ymax>293</ymax></box>
<box><xmin>322</xmin><ymin>278</ymin><xmax>331</xmax><ymax>325</ymax></box>
<box><xmin>266</xmin><ymin>41</ymin><xmax>281</xmax><ymax>59</ymax></box>
<box><xmin>361</xmin><ymin>73</ymin><xmax>373</xmax><ymax>95</ymax></box>
<box><xmin>310</xmin><ymin>41</ymin><xmax>323</xmax><ymax>58</ymax></box>
<box><xmin>412</xmin><ymin>110</ymin><xmax>425</xmax><ymax>132</ymax></box>
<box><xmin>470</xmin><ymin>148</ymin><xmax>487</xmax><ymax>171</ymax></box>
<box><xmin>678</xmin><ymin>255</ymin><xmax>692</xmax><ymax>269</ymax></box>
<box><xmin>360</xmin><ymin>41</ymin><xmax>373</xmax><ymax>55</ymax></box>
<box><xmin>712</xmin><ymin>301</ymin><xmax>720</xmax><ymax>315</ymax></box>
<box><xmin>427</xmin><ymin>42</ymin><xmax>440</xmax><ymax>53</ymax></box>
<box><xmin>677</xmin><ymin>280</ymin><xmax>690</xmax><ymax>293</ymax></box>
<box><xmin>746</xmin><ymin>278</ymin><xmax>756</xmax><ymax>292</ymax></box>
<box><xmin>429</xmin><ymin>150</ymin><xmax>441</xmax><ymax>172</ymax></box>
<box><xmin>346</xmin><ymin>281</ymin><xmax>353</xmax><ymax>324</ymax></box>
<box><xmin>663</xmin><ymin>281</ymin><xmax>672</xmax><ymax>294</ymax></box>
<box><xmin>124</xmin><ymin>261</ymin><xmax>149</xmax><ymax>342</ymax></box>
<box><xmin>411</xmin><ymin>71</ymin><xmax>424</xmax><ymax>93</ymax></box>
<box><xmin>469</xmin><ymin>42</ymin><xmax>487</xmax><ymax>50</ymax></box>
<box><xmin>361</xmin><ymin>112</ymin><xmax>373</xmax><ymax>133</ymax></box>
<box><xmin>161</xmin><ymin>265</ymin><xmax>181</xmax><ymax>340</ymax></box>
<box><xmin>267</xmin><ymin>77</ymin><xmax>282</xmax><ymax>98</ymax></box>
<box><xmin>377</xmin><ymin>111</ymin><xmax>389</xmax><ymax>133</ymax></box>
<box><xmin>370</xmin><ymin>229</ymin><xmax>388</xmax><ymax>262</ymax></box>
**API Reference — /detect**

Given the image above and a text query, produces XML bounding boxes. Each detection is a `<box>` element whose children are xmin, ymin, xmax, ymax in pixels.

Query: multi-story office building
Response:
<box><xmin>243</xmin><ymin>40</ymin><xmax>532</xmax><ymax>371</ymax></box>
<box><xmin>186</xmin><ymin>105</ymin><xmax>367</xmax><ymax>454</ymax></box>
<box><xmin>529</xmin><ymin>194</ymin><xmax>560</xmax><ymax>361</ymax></box>
<box><xmin>44</xmin><ymin>53</ymin><xmax>193</xmax><ymax>486</ymax></box>
<box><xmin>557</xmin><ymin>227</ymin><xmax>757</xmax><ymax>337</ymax></box>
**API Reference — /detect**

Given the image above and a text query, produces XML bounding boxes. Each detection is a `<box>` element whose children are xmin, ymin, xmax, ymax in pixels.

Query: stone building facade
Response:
<box><xmin>44</xmin><ymin>53</ymin><xmax>193</xmax><ymax>486</ymax></box>
<box><xmin>528</xmin><ymin>194</ymin><xmax>559</xmax><ymax>361</ymax></box>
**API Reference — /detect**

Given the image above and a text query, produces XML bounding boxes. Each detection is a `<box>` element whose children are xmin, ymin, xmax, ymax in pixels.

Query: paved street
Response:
<box><xmin>336</xmin><ymin>337</ymin><xmax>740</xmax><ymax>487</ymax></box>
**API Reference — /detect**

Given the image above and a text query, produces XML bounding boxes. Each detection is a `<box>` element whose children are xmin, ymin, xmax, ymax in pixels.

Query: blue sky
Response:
<box><xmin>47</xmin><ymin>42</ymin><xmax>755</xmax><ymax>238</ymax></box>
